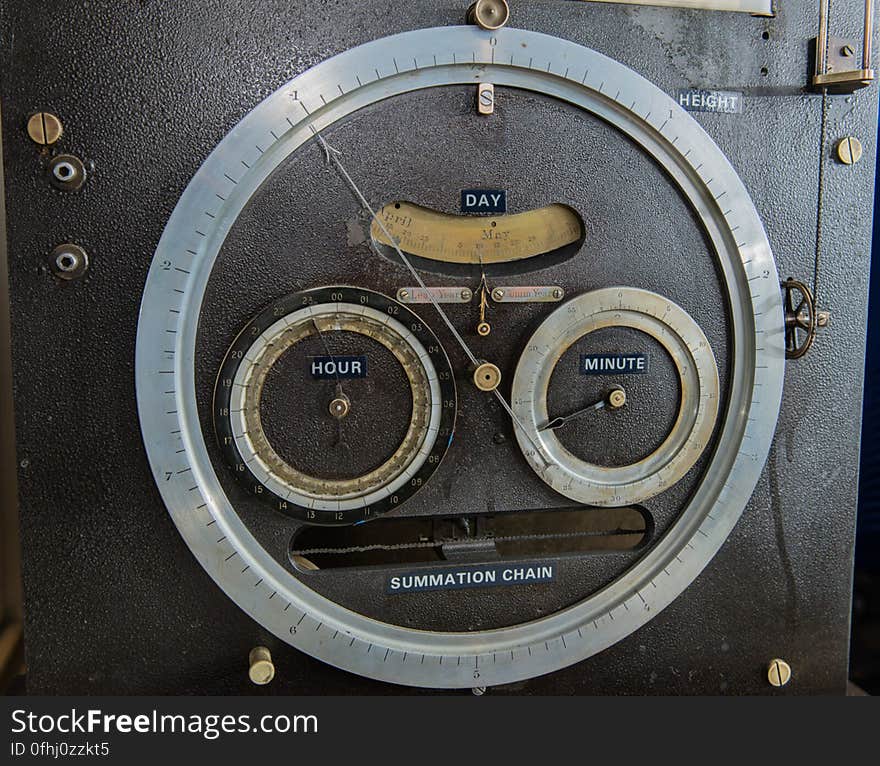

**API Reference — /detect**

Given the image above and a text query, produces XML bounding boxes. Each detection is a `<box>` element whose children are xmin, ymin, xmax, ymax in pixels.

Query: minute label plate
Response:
<box><xmin>581</xmin><ymin>353</ymin><xmax>649</xmax><ymax>375</ymax></box>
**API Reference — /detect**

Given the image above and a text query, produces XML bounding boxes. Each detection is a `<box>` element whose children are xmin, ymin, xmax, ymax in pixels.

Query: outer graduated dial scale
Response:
<box><xmin>136</xmin><ymin>25</ymin><xmax>784</xmax><ymax>689</ymax></box>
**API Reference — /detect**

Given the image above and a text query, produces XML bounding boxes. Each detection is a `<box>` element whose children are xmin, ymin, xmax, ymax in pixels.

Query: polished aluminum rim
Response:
<box><xmin>136</xmin><ymin>25</ymin><xmax>784</xmax><ymax>688</ymax></box>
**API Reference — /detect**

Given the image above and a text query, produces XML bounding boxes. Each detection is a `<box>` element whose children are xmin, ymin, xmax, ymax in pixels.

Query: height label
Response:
<box><xmin>676</xmin><ymin>89</ymin><xmax>743</xmax><ymax>114</ymax></box>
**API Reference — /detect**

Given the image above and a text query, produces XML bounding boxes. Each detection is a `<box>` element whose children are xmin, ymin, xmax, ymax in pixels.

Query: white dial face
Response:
<box><xmin>135</xmin><ymin>25</ymin><xmax>784</xmax><ymax>688</ymax></box>
<box><xmin>512</xmin><ymin>287</ymin><xmax>720</xmax><ymax>507</ymax></box>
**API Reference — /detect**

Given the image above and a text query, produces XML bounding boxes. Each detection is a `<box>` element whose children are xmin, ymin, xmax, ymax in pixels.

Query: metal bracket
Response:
<box><xmin>812</xmin><ymin>0</ymin><xmax>875</xmax><ymax>92</ymax></box>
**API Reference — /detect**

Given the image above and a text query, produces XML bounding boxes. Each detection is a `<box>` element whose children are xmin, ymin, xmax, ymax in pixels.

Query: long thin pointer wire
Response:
<box><xmin>313</xmin><ymin>129</ymin><xmax>547</xmax><ymax>462</ymax></box>
<box><xmin>313</xmin><ymin>129</ymin><xmax>477</xmax><ymax>366</ymax></box>
<box><xmin>310</xmin><ymin>317</ymin><xmax>347</xmax><ymax>446</ymax></box>
<box><xmin>311</xmin><ymin>318</ymin><xmax>345</xmax><ymax>396</ymax></box>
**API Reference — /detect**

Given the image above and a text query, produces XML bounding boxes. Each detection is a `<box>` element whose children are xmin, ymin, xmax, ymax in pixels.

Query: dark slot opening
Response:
<box><xmin>290</xmin><ymin>506</ymin><xmax>652</xmax><ymax>571</ymax></box>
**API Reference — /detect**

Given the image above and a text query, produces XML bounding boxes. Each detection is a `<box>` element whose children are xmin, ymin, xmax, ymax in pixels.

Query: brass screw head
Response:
<box><xmin>467</xmin><ymin>0</ymin><xmax>510</xmax><ymax>30</ymax></box>
<box><xmin>767</xmin><ymin>658</ymin><xmax>792</xmax><ymax>687</ymax></box>
<box><xmin>836</xmin><ymin>136</ymin><xmax>863</xmax><ymax>165</ymax></box>
<box><xmin>473</xmin><ymin>362</ymin><xmax>502</xmax><ymax>392</ymax></box>
<box><xmin>608</xmin><ymin>389</ymin><xmax>627</xmax><ymax>409</ymax></box>
<box><xmin>491</xmin><ymin>288</ymin><xmax>505</xmax><ymax>301</ymax></box>
<box><xmin>461</xmin><ymin>288</ymin><xmax>472</xmax><ymax>301</ymax></box>
<box><xmin>398</xmin><ymin>289</ymin><xmax>409</xmax><ymax>300</ymax></box>
<box><xmin>26</xmin><ymin>112</ymin><xmax>63</xmax><ymax>146</ymax></box>
<box><xmin>248</xmin><ymin>646</ymin><xmax>275</xmax><ymax>685</ymax></box>
<box><xmin>329</xmin><ymin>395</ymin><xmax>351</xmax><ymax>420</ymax></box>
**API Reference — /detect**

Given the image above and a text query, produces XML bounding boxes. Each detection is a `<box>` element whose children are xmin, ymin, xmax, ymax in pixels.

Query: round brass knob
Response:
<box><xmin>329</xmin><ymin>394</ymin><xmax>351</xmax><ymax>419</ymax></box>
<box><xmin>608</xmin><ymin>389</ymin><xmax>627</xmax><ymax>409</ymax></box>
<box><xmin>248</xmin><ymin>646</ymin><xmax>275</xmax><ymax>685</ymax></box>
<box><xmin>467</xmin><ymin>0</ymin><xmax>510</xmax><ymax>31</ymax></box>
<box><xmin>474</xmin><ymin>362</ymin><xmax>502</xmax><ymax>392</ymax></box>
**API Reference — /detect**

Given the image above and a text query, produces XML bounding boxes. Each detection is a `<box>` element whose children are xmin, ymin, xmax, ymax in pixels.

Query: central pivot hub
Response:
<box><xmin>329</xmin><ymin>394</ymin><xmax>351</xmax><ymax>419</ymax></box>
<box><xmin>608</xmin><ymin>388</ymin><xmax>627</xmax><ymax>409</ymax></box>
<box><xmin>473</xmin><ymin>362</ymin><xmax>502</xmax><ymax>392</ymax></box>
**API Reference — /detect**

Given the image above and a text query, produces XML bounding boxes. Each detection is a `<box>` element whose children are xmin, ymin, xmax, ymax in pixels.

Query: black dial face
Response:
<box><xmin>214</xmin><ymin>286</ymin><xmax>457</xmax><ymax>525</ymax></box>
<box><xmin>259</xmin><ymin>330</ymin><xmax>414</xmax><ymax>481</ymax></box>
<box><xmin>193</xmin><ymin>83</ymin><xmax>732</xmax><ymax>628</ymax></box>
<box><xmin>546</xmin><ymin>327</ymin><xmax>682</xmax><ymax>468</ymax></box>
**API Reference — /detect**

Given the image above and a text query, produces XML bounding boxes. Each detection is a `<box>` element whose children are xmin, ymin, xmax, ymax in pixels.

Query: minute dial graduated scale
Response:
<box><xmin>512</xmin><ymin>287</ymin><xmax>720</xmax><ymax>506</ymax></box>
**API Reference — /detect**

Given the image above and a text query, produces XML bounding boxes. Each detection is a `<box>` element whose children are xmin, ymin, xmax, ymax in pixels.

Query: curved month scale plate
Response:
<box><xmin>135</xmin><ymin>26</ymin><xmax>785</xmax><ymax>688</ymax></box>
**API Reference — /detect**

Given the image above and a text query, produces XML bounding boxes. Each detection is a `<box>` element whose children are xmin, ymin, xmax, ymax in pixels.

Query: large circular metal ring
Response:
<box><xmin>136</xmin><ymin>26</ymin><xmax>785</xmax><ymax>688</ymax></box>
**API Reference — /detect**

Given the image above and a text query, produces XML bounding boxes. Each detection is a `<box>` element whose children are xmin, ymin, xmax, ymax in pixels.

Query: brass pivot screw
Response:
<box><xmin>477</xmin><ymin>321</ymin><xmax>491</xmax><ymax>336</ymax></box>
<box><xmin>608</xmin><ymin>388</ymin><xmax>627</xmax><ymax>409</ymax></box>
<box><xmin>248</xmin><ymin>646</ymin><xmax>275</xmax><ymax>685</ymax></box>
<box><xmin>26</xmin><ymin>112</ymin><xmax>63</xmax><ymax>146</ymax></box>
<box><xmin>329</xmin><ymin>394</ymin><xmax>351</xmax><ymax>419</ymax></box>
<box><xmin>467</xmin><ymin>0</ymin><xmax>510</xmax><ymax>30</ymax></box>
<box><xmin>836</xmin><ymin>136</ymin><xmax>863</xmax><ymax>165</ymax></box>
<box><xmin>473</xmin><ymin>361</ymin><xmax>502</xmax><ymax>392</ymax></box>
<box><xmin>491</xmin><ymin>287</ymin><xmax>505</xmax><ymax>301</ymax></box>
<box><xmin>767</xmin><ymin>658</ymin><xmax>792</xmax><ymax>688</ymax></box>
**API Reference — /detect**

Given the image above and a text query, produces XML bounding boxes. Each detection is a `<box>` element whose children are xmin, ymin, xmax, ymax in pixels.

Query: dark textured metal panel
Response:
<box><xmin>1</xmin><ymin>0</ymin><xmax>876</xmax><ymax>694</ymax></box>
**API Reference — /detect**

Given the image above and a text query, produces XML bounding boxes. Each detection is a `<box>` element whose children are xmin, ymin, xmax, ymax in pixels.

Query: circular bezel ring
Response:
<box><xmin>511</xmin><ymin>287</ymin><xmax>721</xmax><ymax>507</ymax></box>
<box><xmin>135</xmin><ymin>26</ymin><xmax>785</xmax><ymax>688</ymax></box>
<box><xmin>214</xmin><ymin>286</ymin><xmax>457</xmax><ymax>525</ymax></box>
